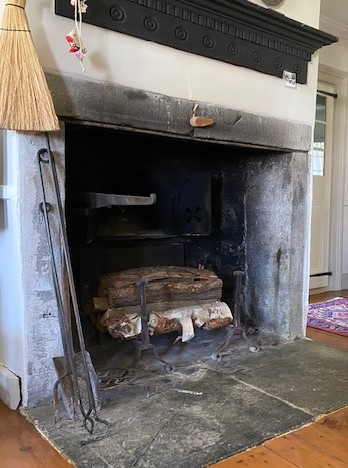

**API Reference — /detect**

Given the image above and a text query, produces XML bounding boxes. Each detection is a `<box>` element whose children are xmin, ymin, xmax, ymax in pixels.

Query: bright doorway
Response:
<box><xmin>309</xmin><ymin>82</ymin><xmax>335</xmax><ymax>291</ymax></box>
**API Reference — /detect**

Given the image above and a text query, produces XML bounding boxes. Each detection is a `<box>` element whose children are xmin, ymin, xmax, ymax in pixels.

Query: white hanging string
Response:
<box><xmin>66</xmin><ymin>0</ymin><xmax>87</xmax><ymax>71</ymax></box>
<box><xmin>74</xmin><ymin>0</ymin><xmax>86</xmax><ymax>72</ymax></box>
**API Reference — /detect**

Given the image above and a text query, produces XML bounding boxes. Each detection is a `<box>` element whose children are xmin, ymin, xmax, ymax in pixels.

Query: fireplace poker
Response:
<box><xmin>37</xmin><ymin>194</ymin><xmax>77</xmax><ymax>422</ymax></box>
<box><xmin>134</xmin><ymin>278</ymin><xmax>175</xmax><ymax>373</ymax></box>
<box><xmin>212</xmin><ymin>270</ymin><xmax>247</xmax><ymax>360</ymax></box>
<box><xmin>37</xmin><ymin>136</ymin><xmax>111</xmax><ymax>442</ymax></box>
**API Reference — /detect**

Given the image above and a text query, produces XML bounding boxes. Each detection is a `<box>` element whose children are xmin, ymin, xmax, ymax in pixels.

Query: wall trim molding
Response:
<box><xmin>55</xmin><ymin>0</ymin><xmax>337</xmax><ymax>84</ymax></box>
<box><xmin>0</xmin><ymin>364</ymin><xmax>21</xmax><ymax>410</ymax></box>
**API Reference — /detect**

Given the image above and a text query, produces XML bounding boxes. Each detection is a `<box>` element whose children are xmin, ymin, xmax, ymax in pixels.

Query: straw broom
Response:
<box><xmin>0</xmin><ymin>0</ymin><xmax>59</xmax><ymax>131</ymax></box>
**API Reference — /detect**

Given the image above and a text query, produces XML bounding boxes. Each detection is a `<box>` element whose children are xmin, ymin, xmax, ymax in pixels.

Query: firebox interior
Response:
<box><xmin>64</xmin><ymin>123</ymin><xmax>275</xmax><ymax>349</ymax></box>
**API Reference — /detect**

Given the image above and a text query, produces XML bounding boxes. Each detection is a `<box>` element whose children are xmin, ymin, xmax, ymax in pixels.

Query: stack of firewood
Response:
<box><xmin>90</xmin><ymin>266</ymin><xmax>233</xmax><ymax>342</ymax></box>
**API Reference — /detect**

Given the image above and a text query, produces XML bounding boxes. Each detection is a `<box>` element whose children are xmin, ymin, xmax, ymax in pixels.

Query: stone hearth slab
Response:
<box><xmin>23</xmin><ymin>338</ymin><xmax>348</xmax><ymax>468</ymax></box>
<box><xmin>221</xmin><ymin>338</ymin><xmax>348</xmax><ymax>416</ymax></box>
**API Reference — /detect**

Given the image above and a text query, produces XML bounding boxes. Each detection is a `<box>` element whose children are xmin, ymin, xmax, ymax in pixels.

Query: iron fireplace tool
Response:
<box><xmin>212</xmin><ymin>270</ymin><xmax>247</xmax><ymax>361</ymax></box>
<box><xmin>38</xmin><ymin>136</ymin><xmax>111</xmax><ymax>443</ymax></box>
<box><xmin>133</xmin><ymin>278</ymin><xmax>175</xmax><ymax>373</ymax></box>
<box><xmin>37</xmin><ymin>194</ymin><xmax>78</xmax><ymax>423</ymax></box>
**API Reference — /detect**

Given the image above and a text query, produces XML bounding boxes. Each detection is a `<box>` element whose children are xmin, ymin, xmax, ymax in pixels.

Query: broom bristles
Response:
<box><xmin>0</xmin><ymin>0</ymin><xmax>59</xmax><ymax>131</ymax></box>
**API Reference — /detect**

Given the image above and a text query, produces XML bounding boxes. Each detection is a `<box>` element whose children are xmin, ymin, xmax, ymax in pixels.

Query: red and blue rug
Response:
<box><xmin>307</xmin><ymin>296</ymin><xmax>348</xmax><ymax>337</ymax></box>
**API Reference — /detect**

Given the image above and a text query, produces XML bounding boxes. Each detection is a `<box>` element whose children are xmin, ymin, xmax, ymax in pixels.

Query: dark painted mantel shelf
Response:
<box><xmin>55</xmin><ymin>0</ymin><xmax>337</xmax><ymax>84</ymax></box>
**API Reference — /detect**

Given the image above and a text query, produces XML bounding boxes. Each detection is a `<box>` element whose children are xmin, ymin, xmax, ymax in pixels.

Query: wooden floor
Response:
<box><xmin>210</xmin><ymin>406</ymin><xmax>348</xmax><ymax>468</ymax></box>
<box><xmin>0</xmin><ymin>290</ymin><xmax>347</xmax><ymax>468</ymax></box>
<box><xmin>0</xmin><ymin>400</ymin><xmax>73</xmax><ymax>467</ymax></box>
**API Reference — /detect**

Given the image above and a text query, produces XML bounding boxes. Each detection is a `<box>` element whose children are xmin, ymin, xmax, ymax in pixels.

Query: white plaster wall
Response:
<box><xmin>248</xmin><ymin>0</ymin><xmax>320</xmax><ymax>27</ymax></box>
<box><xmin>319</xmin><ymin>35</ymin><xmax>348</xmax><ymax>73</ymax></box>
<box><xmin>0</xmin><ymin>132</ymin><xmax>25</xmax><ymax>382</ymax></box>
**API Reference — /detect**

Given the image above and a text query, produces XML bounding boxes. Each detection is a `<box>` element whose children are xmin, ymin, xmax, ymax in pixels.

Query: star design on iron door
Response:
<box><xmin>185</xmin><ymin>206</ymin><xmax>202</xmax><ymax>224</ymax></box>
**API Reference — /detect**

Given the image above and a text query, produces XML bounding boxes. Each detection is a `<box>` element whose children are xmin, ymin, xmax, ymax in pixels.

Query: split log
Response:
<box><xmin>149</xmin><ymin>306</ymin><xmax>195</xmax><ymax>342</ymax></box>
<box><xmin>192</xmin><ymin>302</ymin><xmax>233</xmax><ymax>330</ymax></box>
<box><xmin>98</xmin><ymin>266</ymin><xmax>221</xmax><ymax>296</ymax></box>
<box><xmin>93</xmin><ymin>298</ymin><xmax>214</xmax><ymax>314</ymax></box>
<box><xmin>92</xmin><ymin>296</ymin><xmax>109</xmax><ymax>312</ymax></box>
<box><xmin>100</xmin><ymin>300</ymin><xmax>232</xmax><ymax>342</ymax></box>
<box><xmin>107</xmin><ymin>278</ymin><xmax>222</xmax><ymax>307</ymax></box>
<box><xmin>100</xmin><ymin>309</ymin><xmax>142</xmax><ymax>340</ymax></box>
<box><xmin>98</xmin><ymin>266</ymin><xmax>222</xmax><ymax>308</ymax></box>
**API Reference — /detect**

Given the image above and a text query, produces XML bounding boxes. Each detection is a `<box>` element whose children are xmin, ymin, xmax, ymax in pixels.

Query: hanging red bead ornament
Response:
<box><xmin>66</xmin><ymin>0</ymin><xmax>88</xmax><ymax>71</ymax></box>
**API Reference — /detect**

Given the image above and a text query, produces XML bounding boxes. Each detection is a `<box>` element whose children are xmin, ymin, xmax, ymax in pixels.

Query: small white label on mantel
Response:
<box><xmin>283</xmin><ymin>70</ymin><xmax>297</xmax><ymax>88</ymax></box>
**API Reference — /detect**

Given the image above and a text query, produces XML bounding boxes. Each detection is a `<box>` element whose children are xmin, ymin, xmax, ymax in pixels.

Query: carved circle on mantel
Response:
<box><xmin>203</xmin><ymin>36</ymin><xmax>215</xmax><ymax>49</ymax></box>
<box><xmin>144</xmin><ymin>17</ymin><xmax>158</xmax><ymax>32</ymax></box>
<box><xmin>175</xmin><ymin>26</ymin><xmax>188</xmax><ymax>41</ymax></box>
<box><xmin>273</xmin><ymin>57</ymin><xmax>282</xmax><ymax>69</ymax></box>
<box><xmin>110</xmin><ymin>6</ymin><xmax>126</xmax><ymax>22</ymax></box>
<box><xmin>252</xmin><ymin>50</ymin><xmax>262</xmax><ymax>63</ymax></box>
<box><xmin>293</xmin><ymin>63</ymin><xmax>302</xmax><ymax>74</ymax></box>
<box><xmin>228</xmin><ymin>43</ymin><xmax>240</xmax><ymax>56</ymax></box>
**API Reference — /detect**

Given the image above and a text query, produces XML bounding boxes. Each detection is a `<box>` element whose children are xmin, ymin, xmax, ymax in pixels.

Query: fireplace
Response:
<box><xmin>61</xmin><ymin>124</ymin><xmax>249</xmax><ymax>363</ymax></box>
<box><xmin>11</xmin><ymin>72</ymin><xmax>312</xmax><ymax>408</ymax></box>
<box><xmin>65</xmin><ymin>124</ymin><xmax>248</xmax><ymax>343</ymax></box>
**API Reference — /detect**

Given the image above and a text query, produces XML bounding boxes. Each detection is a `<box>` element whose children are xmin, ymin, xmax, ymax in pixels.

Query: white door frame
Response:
<box><xmin>318</xmin><ymin>64</ymin><xmax>348</xmax><ymax>291</ymax></box>
<box><xmin>310</xmin><ymin>81</ymin><xmax>334</xmax><ymax>291</ymax></box>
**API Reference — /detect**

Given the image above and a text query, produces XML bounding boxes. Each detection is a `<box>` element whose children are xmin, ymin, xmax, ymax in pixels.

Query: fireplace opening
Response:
<box><xmin>63</xmin><ymin>122</ymin><xmax>295</xmax><ymax>371</ymax></box>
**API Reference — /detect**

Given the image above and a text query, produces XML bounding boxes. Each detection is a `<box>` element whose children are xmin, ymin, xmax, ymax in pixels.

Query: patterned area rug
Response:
<box><xmin>307</xmin><ymin>297</ymin><xmax>348</xmax><ymax>337</ymax></box>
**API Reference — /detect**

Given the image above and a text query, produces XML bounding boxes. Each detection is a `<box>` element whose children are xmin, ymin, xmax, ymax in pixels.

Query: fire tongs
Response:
<box><xmin>37</xmin><ymin>134</ymin><xmax>111</xmax><ymax>444</ymax></box>
<box><xmin>133</xmin><ymin>279</ymin><xmax>174</xmax><ymax>373</ymax></box>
